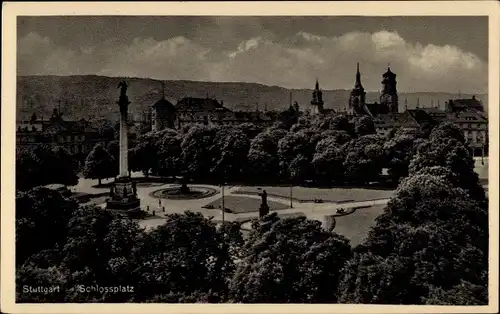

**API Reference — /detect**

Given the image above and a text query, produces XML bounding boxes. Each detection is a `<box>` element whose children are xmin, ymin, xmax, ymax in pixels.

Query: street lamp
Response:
<box><xmin>220</xmin><ymin>171</ymin><xmax>227</xmax><ymax>243</ymax></box>
<box><xmin>289</xmin><ymin>169</ymin><xmax>295</xmax><ymax>209</ymax></box>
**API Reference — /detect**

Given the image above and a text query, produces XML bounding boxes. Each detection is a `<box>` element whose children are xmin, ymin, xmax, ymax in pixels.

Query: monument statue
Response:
<box><xmin>117</xmin><ymin>81</ymin><xmax>130</xmax><ymax>114</ymax></box>
<box><xmin>118</xmin><ymin>81</ymin><xmax>129</xmax><ymax>98</ymax></box>
<box><xmin>132</xmin><ymin>181</ymin><xmax>137</xmax><ymax>196</ymax></box>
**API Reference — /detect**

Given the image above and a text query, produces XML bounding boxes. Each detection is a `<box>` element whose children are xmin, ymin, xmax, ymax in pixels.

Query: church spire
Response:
<box><xmin>315</xmin><ymin>78</ymin><xmax>319</xmax><ymax>90</ymax></box>
<box><xmin>354</xmin><ymin>63</ymin><xmax>363</xmax><ymax>90</ymax></box>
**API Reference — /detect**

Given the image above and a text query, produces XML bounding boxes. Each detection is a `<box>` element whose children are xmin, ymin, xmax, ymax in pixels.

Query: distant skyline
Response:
<box><xmin>17</xmin><ymin>16</ymin><xmax>488</xmax><ymax>93</ymax></box>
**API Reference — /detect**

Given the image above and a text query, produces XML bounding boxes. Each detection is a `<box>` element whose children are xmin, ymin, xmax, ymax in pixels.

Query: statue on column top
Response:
<box><xmin>118</xmin><ymin>81</ymin><xmax>129</xmax><ymax>97</ymax></box>
<box><xmin>117</xmin><ymin>81</ymin><xmax>130</xmax><ymax>114</ymax></box>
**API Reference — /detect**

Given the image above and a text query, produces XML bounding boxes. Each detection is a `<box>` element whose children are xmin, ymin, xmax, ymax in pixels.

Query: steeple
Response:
<box><xmin>348</xmin><ymin>63</ymin><xmax>367</xmax><ymax>115</ymax></box>
<box><xmin>380</xmin><ymin>65</ymin><xmax>398</xmax><ymax>112</ymax></box>
<box><xmin>310</xmin><ymin>78</ymin><xmax>324</xmax><ymax>115</ymax></box>
<box><xmin>354</xmin><ymin>62</ymin><xmax>363</xmax><ymax>90</ymax></box>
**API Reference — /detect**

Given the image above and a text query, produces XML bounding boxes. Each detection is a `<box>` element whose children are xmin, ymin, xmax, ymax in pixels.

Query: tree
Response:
<box><xmin>230</xmin><ymin>214</ymin><xmax>352</xmax><ymax>303</ymax></box>
<box><xmin>338</xmin><ymin>170</ymin><xmax>488</xmax><ymax>305</ymax></box>
<box><xmin>329</xmin><ymin>115</ymin><xmax>353</xmax><ymax>133</ymax></box>
<box><xmin>247</xmin><ymin>128</ymin><xmax>288</xmax><ymax>182</ymax></box>
<box><xmin>156</xmin><ymin>132</ymin><xmax>183</xmax><ymax>179</ymax></box>
<box><xmin>82</xmin><ymin>143</ymin><xmax>117</xmax><ymax>186</ymax></box>
<box><xmin>236</xmin><ymin>123</ymin><xmax>261</xmax><ymax>139</ymax></box>
<box><xmin>180</xmin><ymin>125</ymin><xmax>216</xmax><ymax>180</ymax></box>
<box><xmin>59</xmin><ymin>206</ymin><xmax>144</xmax><ymax>302</ymax></box>
<box><xmin>383</xmin><ymin>131</ymin><xmax>422</xmax><ymax>183</ymax></box>
<box><xmin>409</xmin><ymin>130</ymin><xmax>485</xmax><ymax>203</ymax></box>
<box><xmin>16</xmin><ymin>144</ymin><xmax>78</xmax><ymax>191</ymax></box>
<box><xmin>129</xmin><ymin>129</ymin><xmax>175</xmax><ymax>176</ymax></box>
<box><xmin>430</xmin><ymin>122</ymin><xmax>466</xmax><ymax>144</ymax></box>
<box><xmin>130</xmin><ymin>211</ymin><xmax>233</xmax><ymax>302</ymax></box>
<box><xmin>16</xmin><ymin>187</ymin><xmax>78</xmax><ymax>266</ymax></box>
<box><xmin>277</xmin><ymin>128</ymin><xmax>322</xmax><ymax>180</ymax></box>
<box><xmin>312</xmin><ymin>137</ymin><xmax>345</xmax><ymax>184</ymax></box>
<box><xmin>342</xmin><ymin>135</ymin><xmax>384</xmax><ymax>184</ymax></box>
<box><xmin>211</xmin><ymin>127</ymin><xmax>250</xmax><ymax>181</ymax></box>
<box><xmin>354</xmin><ymin>116</ymin><xmax>376</xmax><ymax>136</ymax></box>
<box><xmin>277</xmin><ymin>106</ymin><xmax>299</xmax><ymax>130</ymax></box>
<box><xmin>16</xmin><ymin>265</ymin><xmax>67</xmax><ymax>302</ymax></box>
<box><xmin>290</xmin><ymin>116</ymin><xmax>312</xmax><ymax>133</ymax></box>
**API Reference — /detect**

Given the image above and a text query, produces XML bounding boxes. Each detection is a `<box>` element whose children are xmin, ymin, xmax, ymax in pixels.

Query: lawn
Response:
<box><xmin>203</xmin><ymin>195</ymin><xmax>289</xmax><ymax>214</ymax></box>
<box><xmin>233</xmin><ymin>186</ymin><xmax>394</xmax><ymax>203</ymax></box>
<box><xmin>331</xmin><ymin>204</ymin><xmax>386</xmax><ymax>247</ymax></box>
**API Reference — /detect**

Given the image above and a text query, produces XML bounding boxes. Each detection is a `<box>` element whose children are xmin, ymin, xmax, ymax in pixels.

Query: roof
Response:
<box><xmin>406</xmin><ymin>109</ymin><xmax>436</xmax><ymax>126</ymax></box>
<box><xmin>178</xmin><ymin>110</ymin><xmax>273</xmax><ymax>123</ymax></box>
<box><xmin>152</xmin><ymin>97</ymin><xmax>175</xmax><ymax>110</ymax></box>
<box><xmin>374</xmin><ymin>111</ymin><xmax>421</xmax><ymax>128</ymax></box>
<box><xmin>175</xmin><ymin>97</ymin><xmax>230</xmax><ymax>112</ymax></box>
<box><xmin>420</xmin><ymin>107</ymin><xmax>443</xmax><ymax>114</ymax></box>
<box><xmin>448</xmin><ymin>97</ymin><xmax>484</xmax><ymax>112</ymax></box>
<box><xmin>366</xmin><ymin>102</ymin><xmax>390</xmax><ymax>116</ymax></box>
<box><xmin>17</xmin><ymin>122</ymin><xmax>43</xmax><ymax>132</ymax></box>
<box><xmin>42</xmin><ymin>117</ymin><xmax>96</xmax><ymax>134</ymax></box>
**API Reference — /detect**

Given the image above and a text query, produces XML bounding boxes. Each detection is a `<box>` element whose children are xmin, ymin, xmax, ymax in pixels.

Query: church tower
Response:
<box><xmin>310</xmin><ymin>79</ymin><xmax>324</xmax><ymax>115</ymax></box>
<box><xmin>348</xmin><ymin>63</ymin><xmax>366</xmax><ymax>115</ymax></box>
<box><xmin>380</xmin><ymin>66</ymin><xmax>399</xmax><ymax>113</ymax></box>
<box><xmin>151</xmin><ymin>81</ymin><xmax>176</xmax><ymax>131</ymax></box>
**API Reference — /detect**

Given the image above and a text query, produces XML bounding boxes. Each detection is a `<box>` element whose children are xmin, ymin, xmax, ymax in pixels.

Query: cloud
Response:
<box><xmin>17</xmin><ymin>30</ymin><xmax>487</xmax><ymax>93</ymax></box>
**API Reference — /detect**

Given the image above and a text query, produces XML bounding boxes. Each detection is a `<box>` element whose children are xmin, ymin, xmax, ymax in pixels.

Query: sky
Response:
<box><xmin>17</xmin><ymin>16</ymin><xmax>488</xmax><ymax>93</ymax></box>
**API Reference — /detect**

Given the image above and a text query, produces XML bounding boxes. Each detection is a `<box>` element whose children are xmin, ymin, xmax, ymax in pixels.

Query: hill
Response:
<box><xmin>16</xmin><ymin>75</ymin><xmax>488</xmax><ymax>121</ymax></box>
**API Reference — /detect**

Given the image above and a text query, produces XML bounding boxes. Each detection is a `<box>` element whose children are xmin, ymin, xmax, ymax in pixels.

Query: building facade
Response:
<box><xmin>16</xmin><ymin>108</ymin><xmax>113</xmax><ymax>160</ymax></box>
<box><xmin>423</xmin><ymin>96</ymin><xmax>488</xmax><ymax>156</ymax></box>
<box><xmin>151</xmin><ymin>96</ymin><xmax>274</xmax><ymax>131</ymax></box>
<box><xmin>346</xmin><ymin>64</ymin><xmax>488</xmax><ymax>156</ymax></box>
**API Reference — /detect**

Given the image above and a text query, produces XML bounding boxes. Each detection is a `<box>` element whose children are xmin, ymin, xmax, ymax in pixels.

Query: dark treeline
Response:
<box><xmin>75</xmin><ymin>111</ymin><xmax>436</xmax><ymax>189</ymax></box>
<box><xmin>15</xmin><ymin>115</ymin><xmax>488</xmax><ymax>304</ymax></box>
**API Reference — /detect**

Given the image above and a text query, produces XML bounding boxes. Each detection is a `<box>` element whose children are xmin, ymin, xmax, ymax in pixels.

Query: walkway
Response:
<box><xmin>72</xmin><ymin>175</ymin><xmax>392</xmax><ymax>233</ymax></box>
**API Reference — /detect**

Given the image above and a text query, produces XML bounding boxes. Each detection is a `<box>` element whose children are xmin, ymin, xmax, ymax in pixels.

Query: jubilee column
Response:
<box><xmin>106</xmin><ymin>81</ymin><xmax>141</xmax><ymax>212</ymax></box>
<box><xmin>118</xmin><ymin>81</ymin><xmax>130</xmax><ymax>178</ymax></box>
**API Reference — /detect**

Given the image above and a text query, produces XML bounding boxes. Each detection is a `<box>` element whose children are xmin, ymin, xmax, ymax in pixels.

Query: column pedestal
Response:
<box><xmin>106</xmin><ymin>177</ymin><xmax>141</xmax><ymax>211</ymax></box>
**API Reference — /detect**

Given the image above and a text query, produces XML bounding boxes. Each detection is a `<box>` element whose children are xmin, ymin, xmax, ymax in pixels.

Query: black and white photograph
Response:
<box><xmin>1</xmin><ymin>1</ymin><xmax>498</xmax><ymax>312</ymax></box>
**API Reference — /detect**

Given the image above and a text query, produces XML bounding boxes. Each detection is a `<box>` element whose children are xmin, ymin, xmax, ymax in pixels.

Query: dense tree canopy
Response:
<box><xmin>16</xmin><ymin>187</ymin><xmax>78</xmax><ymax>266</ymax></box>
<box><xmin>230</xmin><ymin>213</ymin><xmax>352</xmax><ymax>303</ymax></box>
<box><xmin>17</xmin><ymin>111</ymin><xmax>488</xmax><ymax>304</ymax></box>
<box><xmin>354</xmin><ymin>116</ymin><xmax>376</xmax><ymax>136</ymax></box>
<box><xmin>16</xmin><ymin>144</ymin><xmax>78</xmax><ymax>190</ymax></box>
<box><xmin>82</xmin><ymin>143</ymin><xmax>117</xmax><ymax>185</ymax></box>
<box><xmin>337</xmin><ymin>121</ymin><xmax>488</xmax><ymax>305</ymax></box>
<box><xmin>338</xmin><ymin>172</ymin><xmax>488</xmax><ymax>304</ymax></box>
<box><xmin>342</xmin><ymin>135</ymin><xmax>384</xmax><ymax>184</ymax></box>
